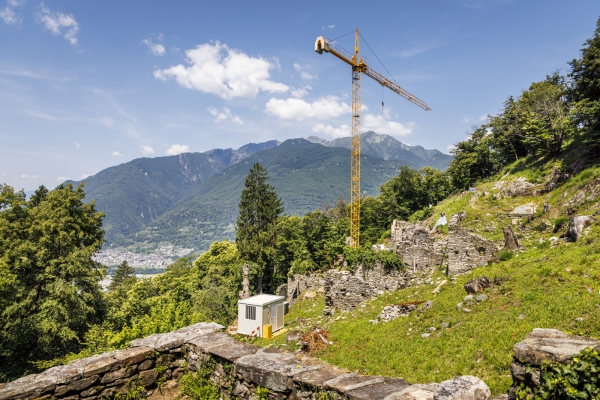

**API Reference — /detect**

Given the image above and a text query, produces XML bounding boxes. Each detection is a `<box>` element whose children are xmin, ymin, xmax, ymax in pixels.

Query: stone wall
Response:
<box><xmin>323</xmin><ymin>261</ymin><xmax>426</xmax><ymax>315</ymax></box>
<box><xmin>0</xmin><ymin>322</ymin><xmax>494</xmax><ymax>400</ymax></box>
<box><xmin>287</xmin><ymin>274</ymin><xmax>325</xmax><ymax>301</ymax></box>
<box><xmin>391</xmin><ymin>215</ymin><xmax>498</xmax><ymax>276</ymax></box>
<box><xmin>446</xmin><ymin>227</ymin><xmax>498</xmax><ymax>275</ymax></box>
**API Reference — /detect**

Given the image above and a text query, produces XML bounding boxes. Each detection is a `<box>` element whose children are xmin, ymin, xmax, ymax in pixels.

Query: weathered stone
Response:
<box><xmin>447</xmin><ymin>228</ymin><xmax>497</xmax><ymax>275</ymax></box>
<box><xmin>114</xmin><ymin>374</ymin><xmax>138</xmax><ymax>386</ymax></box>
<box><xmin>500</xmin><ymin>178</ymin><xmax>539</xmax><ymax>197</ymax></box>
<box><xmin>503</xmin><ymin>226</ymin><xmax>520</xmax><ymax>251</ymax></box>
<box><xmin>392</xmin><ymin>220</ymin><xmax>443</xmax><ymax>270</ymax></box>
<box><xmin>99</xmin><ymin>387</ymin><xmax>119</xmax><ymax>398</ymax></box>
<box><xmin>100</xmin><ymin>366</ymin><xmax>137</xmax><ymax>384</ymax></box>
<box><xmin>417</xmin><ymin>300</ymin><xmax>433</xmax><ymax>314</ymax></box>
<box><xmin>464</xmin><ymin>276</ymin><xmax>491</xmax><ymax>294</ymax></box>
<box><xmin>510</xmin><ymin>360</ymin><xmax>540</xmax><ymax>387</ymax></box>
<box><xmin>80</xmin><ymin>354</ymin><xmax>119</xmax><ymax>378</ymax></box>
<box><xmin>288</xmin><ymin>274</ymin><xmax>325</xmax><ymax>302</ymax></box>
<box><xmin>564</xmin><ymin>176</ymin><xmax>600</xmax><ymax>208</ymax></box>
<box><xmin>186</xmin><ymin>331</ymin><xmax>235</xmax><ymax>352</ymax></box>
<box><xmin>566</xmin><ymin>215</ymin><xmax>595</xmax><ymax>241</ymax></box>
<box><xmin>384</xmin><ymin>383</ymin><xmax>440</xmax><ymax>400</ymax></box>
<box><xmin>513</xmin><ymin>328</ymin><xmax>600</xmax><ymax>366</ymax></box>
<box><xmin>112</xmin><ymin>346</ymin><xmax>153</xmax><ymax>366</ymax></box>
<box><xmin>347</xmin><ymin>378</ymin><xmax>410</xmax><ymax>400</ymax></box>
<box><xmin>139</xmin><ymin>370</ymin><xmax>159</xmax><ymax>387</ymax></box>
<box><xmin>475</xmin><ymin>294</ymin><xmax>488</xmax><ymax>302</ymax></box>
<box><xmin>0</xmin><ymin>370</ymin><xmax>57</xmax><ymax>400</ymax></box>
<box><xmin>60</xmin><ymin>395</ymin><xmax>80</xmax><ymax>400</ymax></box>
<box><xmin>232</xmin><ymin>381</ymin><xmax>249</xmax><ymax>397</ymax></box>
<box><xmin>129</xmin><ymin>322</ymin><xmax>224</xmax><ymax>351</ymax></box>
<box><xmin>207</xmin><ymin>341</ymin><xmax>258</xmax><ymax>362</ymax></box>
<box><xmin>433</xmin><ymin>376</ymin><xmax>491</xmax><ymax>400</ymax></box>
<box><xmin>490</xmin><ymin>395</ymin><xmax>509</xmax><ymax>400</ymax></box>
<box><xmin>137</xmin><ymin>359</ymin><xmax>154</xmax><ymax>371</ymax></box>
<box><xmin>172</xmin><ymin>367</ymin><xmax>184</xmax><ymax>380</ymax></box>
<box><xmin>508</xmin><ymin>204</ymin><xmax>536</xmax><ymax>217</ymax></box>
<box><xmin>56</xmin><ymin>375</ymin><xmax>100</xmax><ymax>396</ymax></box>
<box><xmin>293</xmin><ymin>365</ymin><xmax>346</xmax><ymax>388</ymax></box>
<box><xmin>324</xmin><ymin>373</ymin><xmax>384</xmax><ymax>393</ymax></box>
<box><xmin>285</xmin><ymin>330</ymin><xmax>302</xmax><ymax>342</ymax></box>
<box><xmin>80</xmin><ymin>385</ymin><xmax>103</xmax><ymax>398</ymax></box>
<box><xmin>235</xmin><ymin>349</ymin><xmax>321</xmax><ymax>392</ymax></box>
<box><xmin>241</xmin><ymin>263</ymin><xmax>251</xmax><ymax>300</ymax></box>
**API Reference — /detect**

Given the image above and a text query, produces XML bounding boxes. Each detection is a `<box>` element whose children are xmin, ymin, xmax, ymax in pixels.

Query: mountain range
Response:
<box><xmin>68</xmin><ymin>132</ymin><xmax>452</xmax><ymax>254</ymax></box>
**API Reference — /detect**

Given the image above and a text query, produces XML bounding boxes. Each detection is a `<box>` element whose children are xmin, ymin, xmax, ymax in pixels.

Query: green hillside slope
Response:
<box><xmin>123</xmin><ymin>139</ymin><xmax>410</xmax><ymax>252</ymax></box>
<box><xmin>308</xmin><ymin>131</ymin><xmax>454</xmax><ymax>170</ymax></box>
<box><xmin>69</xmin><ymin>141</ymin><xmax>279</xmax><ymax>244</ymax></box>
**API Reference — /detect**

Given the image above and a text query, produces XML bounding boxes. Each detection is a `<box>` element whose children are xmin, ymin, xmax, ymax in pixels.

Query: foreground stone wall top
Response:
<box><xmin>0</xmin><ymin>320</ymin><xmax>495</xmax><ymax>400</ymax></box>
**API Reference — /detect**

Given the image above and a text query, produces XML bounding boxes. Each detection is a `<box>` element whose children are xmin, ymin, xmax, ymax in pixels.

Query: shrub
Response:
<box><xmin>554</xmin><ymin>216</ymin><xmax>569</xmax><ymax>232</ymax></box>
<box><xmin>499</xmin><ymin>249</ymin><xmax>514</xmax><ymax>261</ymax></box>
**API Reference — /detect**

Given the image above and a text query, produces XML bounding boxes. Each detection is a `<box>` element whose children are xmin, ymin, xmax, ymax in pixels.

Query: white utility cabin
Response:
<box><xmin>238</xmin><ymin>294</ymin><xmax>285</xmax><ymax>337</ymax></box>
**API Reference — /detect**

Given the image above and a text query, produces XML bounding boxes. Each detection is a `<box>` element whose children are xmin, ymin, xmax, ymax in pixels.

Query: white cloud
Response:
<box><xmin>7</xmin><ymin>0</ymin><xmax>25</xmax><ymax>7</ymax></box>
<box><xmin>154</xmin><ymin>41</ymin><xmax>289</xmax><ymax>99</ymax></box>
<box><xmin>363</xmin><ymin>113</ymin><xmax>414</xmax><ymax>137</ymax></box>
<box><xmin>479</xmin><ymin>114</ymin><xmax>488</xmax><ymax>121</ymax></box>
<box><xmin>57</xmin><ymin>176</ymin><xmax>67</xmax><ymax>181</ymax></box>
<box><xmin>321</xmin><ymin>25</ymin><xmax>335</xmax><ymax>30</ymax></box>
<box><xmin>81</xmin><ymin>174</ymin><xmax>89</xmax><ymax>179</ymax></box>
<box><xmin>166</xmin><ymin>144</ymin><xmax>189</xmax><ymax>155</ymax></box>
<box><xmin>140</xmin><ymin>145</ymin><xmax>155</xmax><ymax>155</ymax></box>
<box><xmin>142</xmin><ymin>35</ymin><xmax>166</xmax><ymax>56</ymax></box>
<box><xmin>265</xmin><ymin>95</ymin><xmax>350</xmax><ymax>122</ymax></box>
<box><xmin>208</xmin><ymin>106</ymin><xmax>244</xmax><ymax>124</ymax></box>
<box><xmin>290</xmin><ymin>85</ymin><xmax>312</xmax><ymax>98</ymax></box>
<box><xmin>461</xmin><ymin>115</ymin><xmax>472</xmax><ymax>124</ymax></box>
<box><xmin>293</xmin><ymin>63</ymin><xmax>315</xmax><ymax>80</ymax></box>
<box><xmin>74</xmin><ymin>141</ymin><xmax>81</xmax><ymax>149</ymax></box>
<box><xmin>21</xmin><ymin>174</ymin><xmax>38</xmax><ymax>179</ymax></box>
<box><xmin>37</xmin><ymin>3</ymin><xmax>79</xmax><ymax>45</ymax></box>
<box><xmin>312</xmin><ymin>123</ymin><xmax>350</xmax><ymax>138</ymax></box>
<box><xmin>111</xmin><ymin>151</ymin><xmax>122</xmax><ymax>156</ymax></box>
<box><xmin>0</xmin><ymin>7</ymin><xmax>20</xmax><ymax>25</ymax></box>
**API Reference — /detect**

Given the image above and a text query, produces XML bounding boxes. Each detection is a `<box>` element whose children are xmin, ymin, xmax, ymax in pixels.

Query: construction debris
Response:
<box><xmin>299</xmin><ymin>327</ymin><xmax>331</xmax><ymax>353</ymax></box>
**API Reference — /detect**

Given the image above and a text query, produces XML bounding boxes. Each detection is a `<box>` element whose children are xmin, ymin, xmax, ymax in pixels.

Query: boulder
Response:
<box><xmin>434</xmin><ymin>376</ymin><xmax>491</xmax><ymax>400</ymax></box>
<box><xmin>384</xmin><ymin>383</ymin><xmax>440</xmax><ymax>399</ymax></box>
<box><xmin>566</xmin><ymin>215</ymin><xmax>595</xmax><ymax>241</ymax></box>
<box><xmin>513</xmin><ymin>328</ymin><xmax>600</xmax><ymax>366</ymax></box>
<box><xmin>464</xmin><ymin>276</ymin><xmax>491</xmax><ymax>294</ymax></box>
<box><xmin>507</xmin><ymin>204</ymin><xmax>536</xmax><ymax>217</ymax></box>
<box><xmin>500</xmin><ymin>178</ymin><xmax>538</xmax><ymax>197</ymax></box>
<box><xmin>503</xmin><ymin>226</ymin><xmax>520</xmax><ymax>251</ymax></box>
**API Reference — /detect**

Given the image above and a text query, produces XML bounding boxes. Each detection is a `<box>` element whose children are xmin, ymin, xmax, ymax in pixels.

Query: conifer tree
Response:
<box><xmin>236</xmin><ymin>163</ymin><xmax>283</xmax><ymax>293</ymax></box>
<box><xmin>109</xmin><ymin>260</ymin><xmax>136</xmax><ymax>291</ymax></box>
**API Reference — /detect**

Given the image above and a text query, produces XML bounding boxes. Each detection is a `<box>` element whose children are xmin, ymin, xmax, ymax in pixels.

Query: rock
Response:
<box><xmin>503</xmin><ymin>226</ymin><xmax>520</xmax><ymax>251</ymax></box>
<box><xmin>464</xmin><ymin>276</ymin><xmax>491</xmax><ymax>294</ymax></box>
<box><xmin>500</xmin><ymin>178</ymin><xmax>538</xmax><ymax>197</ymax></box>
<box><xmin>379</xmin><ymin>303</ymin><xmax>417</xmax><ymax>322</ymax></box>
<box><xmin>137</xmin><ymin>359</ymin><xmax>154</xmax><ymax>371</ymax></box>
<box><xmin>111</xmin><ymin>346</ymin><xmax>153</xmax><ymax>366</ymax></box>
<box><xmin>595</xmin><ymin>210</ymin><xmax>600</xmax><ymax>216</ymax></box>
<box><xmin>464</xmin><ymin>295</ymin><xmax>474</xmax><ymax>303</ymax></box>
<box><xmin>431</xmin><ymin>280</ymin><xmax>447</xmax><ymax>294</ymax></box>
<box><xmin>518</xmin><ymin>314</ymin><xmax>525</xmax><ymax>320</ymax></box>
<box><xmin>543</xmin><ymin>203</ymin><xmax>551</xmax><ymax>213</ymax></box>
<box><xmin>462</xmin><ymin>308</ymin><xmax>472</xmax><ymax>313</ymax></box>
<box><xmin>475</xmin><ymin>294</ymin><xmax>488</xmax><ymax>302</ymax></box>
<box><xmin>508</xmin><ymin>203</ymin><xmax>536</xmax><ymax>217</ymax></box>
<box><xmin>441</xmin><ymin>322</ymin><xmax>449</xmax><ymax>328</ymax></box>
<box><xmin>433</xmin><ymin>375</ymin><xmax>491</xmax><ymax>400</ymax></box>
<box><xmin>417</xmin><ymin>300</ymin><xmax>433</xmax><ymax>314</ymax></box>
<box><xmin>421</xmin><ymin>333</ymin><xmax>431</xmax><ymax>339</ymax></box>
<box><xmin>285</xmin><ymin>330</ymin><xmax>302</xmax><ymax>342</ymax></box>
<box><xmin>490</xmin><ymin>396</ymin><xmax>509</xmax><ymax>400</ymax></box>
<box><xmin>513</xmin><ymin>328</ymin><xmax>600</xmax><ymax>366</ymax></box>
<box><xmin>139</xmin><ymin>370</ymin><xmax>158</xmax><ymax>387</ymax></box>
<box><xmin>566</xmin><ymin>215</ymin><xmax>596</xmax><ymax>241</ymax></box>
<box><xmin>456</xmin><ymin>302</ymin><xmax>463</xmax><ymax>310</ymax></box>
<box><xmin>384</xmin><ymin>383</ymin><xmax>440</xmax><ymax>399</ymax></box>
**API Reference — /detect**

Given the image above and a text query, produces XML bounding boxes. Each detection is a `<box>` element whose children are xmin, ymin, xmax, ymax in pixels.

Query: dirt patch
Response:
<box><xmin>300</xmin><ymin>327</ymin><xmax>331</xmax><ymax>353</ymax></box>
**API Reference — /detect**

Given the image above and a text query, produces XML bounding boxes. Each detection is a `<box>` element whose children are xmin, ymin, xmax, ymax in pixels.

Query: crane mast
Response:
<box><xmin>315</xmin><ymin>28</ymin><xmax>430</xmax><ymax>248</ymax></box>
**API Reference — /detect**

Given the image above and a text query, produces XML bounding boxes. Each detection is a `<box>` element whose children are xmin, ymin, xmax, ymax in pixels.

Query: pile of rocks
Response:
<box><xmin>378</xmin><ymin>303</ymin><xmax>418</xmax><ymax>322</ymax></box>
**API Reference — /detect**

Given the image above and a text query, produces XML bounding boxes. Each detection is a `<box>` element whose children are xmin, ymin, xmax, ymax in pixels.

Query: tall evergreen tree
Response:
<box><xmin>109</xmin><ymin>260</ymin><xmax>136</xmax><ymax>291</ymax></box>
<box><xmin>236</xmin><ymin>163</ymin><xmax>283</xmax><ymax>293</ymax></box>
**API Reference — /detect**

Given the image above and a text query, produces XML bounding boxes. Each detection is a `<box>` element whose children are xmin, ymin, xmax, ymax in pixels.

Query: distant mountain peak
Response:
<box><xmin>304</xmin><ymin>131</ymin><xmax>452</xmax><ymax>169</ymax></box>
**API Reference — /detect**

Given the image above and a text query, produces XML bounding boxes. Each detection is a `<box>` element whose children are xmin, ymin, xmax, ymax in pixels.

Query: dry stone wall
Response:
<box><xmin>0</xmin><ymin>322</ymin><xmax>495</xmax><ymax>400</ymax></box>
<box><xmin>287</xmin><ymin>274</ymin><xmax>325</xmax><ymax>301</ymax></box>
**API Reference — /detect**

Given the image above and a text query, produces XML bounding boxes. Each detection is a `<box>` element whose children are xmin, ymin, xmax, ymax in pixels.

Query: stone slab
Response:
<box><xmin>80</xmin><ymin>354</ymin><xmax>119</xmax><ymax>377</ymax></box>
<box><xmin>129</xmin><ymin>322</ymin><xmax>224</xmax><ymax>351</ymax></box>
<box><xmin>383</xmin><ymin>383</ymin><xmax>440</xmax><ymax>400</ymax></box>
<box><xmin>293</xmin><ymin>365</ymin><xmax>347</xmax><ymax>388</ymax></box>
<box><xmin>207</xmin><ymin>341</ymin><xmax>259</xmax><ymax>362</ymax></box>
<box><xmin>235</xmin><ymin>349</ymin><xmax>322</xmax><ymax>392</ymax></box>
<box><xmin>324</xmin><ymin>373</ymin><xmax>385</xmax><ymax>393</ymax></box>
<box><xmin>513</xmin><ymin>328</ymin><xmax>600</xmax><ymax>365</ymax></box>
<box><xmin>347</xmin><ymin>378</ymin><xmax>410</xmax><ymax>400</ymax></box>
<box><xmin>186</xmin><ymin>331</ymin><xmax>235</xmax><ymax>351</ymax></box>
<box><xmin>0</xmin><ymin>373</ymin><xmax>56</xmax><ymax>400</ymax></box>
<box><xmin>112</xmin><ymin>346</ymin><xmax>154</xmax><ymax>365</ymax></box>
<box><xmin>508</xmin><ymin>204</ymin><xmax>536</xmax><ymax>217</ymax></box>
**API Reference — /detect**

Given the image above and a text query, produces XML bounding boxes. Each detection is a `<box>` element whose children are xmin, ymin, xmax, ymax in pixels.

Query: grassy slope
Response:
<box><xmin>254</xmin><ymin>161</ymin><xmax>600</xmax><ymax>395</ymax></box>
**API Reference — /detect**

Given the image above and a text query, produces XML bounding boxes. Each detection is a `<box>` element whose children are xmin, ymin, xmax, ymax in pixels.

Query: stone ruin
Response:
<box><xmin>391</xmin><ymin>213</ymin><xmax>498</xmax><ymax>276</ymax></box>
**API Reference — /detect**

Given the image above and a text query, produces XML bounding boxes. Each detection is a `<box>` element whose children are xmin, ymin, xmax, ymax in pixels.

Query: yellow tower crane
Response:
<box><xmin>315</xmin><ymin>28</ymin><xmax>431</xmax><ymax>248</ymax></box>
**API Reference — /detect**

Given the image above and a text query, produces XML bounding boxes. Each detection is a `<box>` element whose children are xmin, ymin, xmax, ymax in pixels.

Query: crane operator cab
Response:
<box><xmin>315</xmin><ymin>36</ymin><xmax>330</xmax><ymax>54</ymax></box>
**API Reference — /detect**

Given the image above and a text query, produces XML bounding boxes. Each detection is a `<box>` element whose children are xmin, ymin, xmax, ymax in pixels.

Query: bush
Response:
<box><xmin>515</xmin><ymin>347</ymin><xmax>600</xmax><ymax>399</ymax></box>
<box><xmin>554</xmin><ymin>216</ymin><xmax>569</xmax><ymax>232</ymax></box>
<box><xmin>499</xmin><ymin>249</ymin><xmax>514</xmax><ymax>261</ymax></box>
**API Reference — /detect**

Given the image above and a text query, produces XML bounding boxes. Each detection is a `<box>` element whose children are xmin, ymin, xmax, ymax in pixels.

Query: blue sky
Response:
<box><xmin>1</xmin><ymin>0</ymin><xmax>599</xmax><ymax>191</ymax></box>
